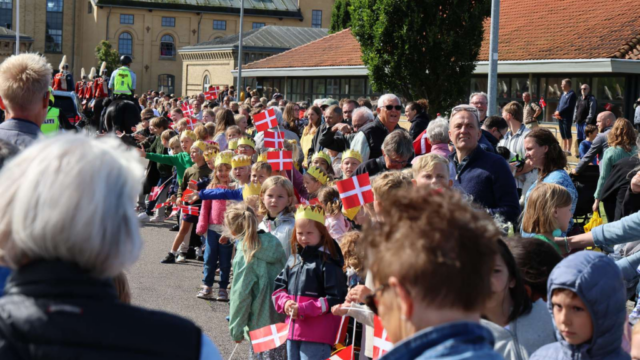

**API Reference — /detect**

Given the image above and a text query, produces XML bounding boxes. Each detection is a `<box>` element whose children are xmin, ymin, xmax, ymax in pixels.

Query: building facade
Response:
<box><xmin>0</xmin><ymin>0</ymin><xmax>334</xmax><ymax>96</ymax></box>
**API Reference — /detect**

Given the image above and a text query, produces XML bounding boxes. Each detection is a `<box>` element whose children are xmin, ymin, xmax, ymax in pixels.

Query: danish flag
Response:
<box><xmin>154</xmin><ymin>200</ymin><xmax>172</xmax><ymax>210</ymax></box>
<box><xmin>167</xmin><ymin>206</ymin><xmax>180</xmax><ymax>219</ymax></box>
<box><xmin>372</xmin><ymin>315</ymin><xmax>393</xmax><ymax>360</ymax></box>
<box><xmin>205</xmin><ymin>86</ymin><xmax>220</xmax><ymax>100</ymax></box>
<box><xmin>413</xmin><ymin>130</ymin><xmax>432</xmax><ymax>156</ymax></box>
<box><xmin>185</xmin><ymin>117</ymin><xmax>199</xmax><ymax>130</ymax></box>
<box><xmin>149</xmin><ymin>185</ymin><xmax>165</xmax><ymax>201</ymax></box>
<box><xmin>264</xmin><ymin>130</ymin><xmax>285</xmax><ymax>149</ymax></box>
<box><xmin>267</xmin><ymin>151</ymin><xmax>293</xmax><ymax>171</ymax></box>
<box><xmin>180</xmin><ymin>205</ymin><xmax>200</xmax><ymax>216</ymax></box>
<box><xmin>539</xmin><ymin>96</ymin><xmax>547</xmax><ymax>108</ymax></box>
<box><xmin>328</xmin><ymin>345</ymin><xmax>353</xmax><ymax>360</ymax></box>
<box><xmin>254</xmin><ymin>108</ymin><xmax>278</xmax><ymax>132</ymax></box>
<box><xmin>181</xmin><ymin>103</ymin><xmax>194</xmax><ymax>117</ymax></box>
<box><xmin>181</xmin><ymin>189</ymin><xmax>195</xmax><ymax>203</ymax></box>
<box><xmin>336</xmin><ymin>173</ymin><xmax>374</xmax><ymax>210</ymax></box>
<box><xmin>249</xmin><ymin>323</ymin><xmax>288</xmax><ymax>353</ymax></box>
<box><xmin>334</xmin><ymin>316</ymin><xmax>349</xmax><ymax>345</ymax></box>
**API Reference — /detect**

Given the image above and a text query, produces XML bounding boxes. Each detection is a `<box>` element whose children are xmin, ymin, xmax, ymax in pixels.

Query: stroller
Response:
<box><xmin>570</xmin><ymin>165</ymin><xmax>600</xmax><ymax>228</ymax></box>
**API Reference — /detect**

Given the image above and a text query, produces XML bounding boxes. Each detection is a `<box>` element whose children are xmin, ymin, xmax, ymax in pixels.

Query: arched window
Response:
<box><xmin>118</xmin><ymin>32</ymin><xmax>132</xmax><ymax>56</ymax></box>
<box><xmin>160</xmin><ymin>35</ymin><xmax>175</xmax><ymax>58</ymax></box>
<box><xmin>203</xmin><ymin>75</ymin><xmax>210</xmax><ymax>93</ymax></box>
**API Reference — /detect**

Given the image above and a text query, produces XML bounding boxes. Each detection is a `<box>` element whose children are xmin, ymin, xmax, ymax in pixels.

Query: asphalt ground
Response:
<box><xmin>128</xmin><ymin>221</ymin><xmax>250</xmax><ymax>359</ymax></box>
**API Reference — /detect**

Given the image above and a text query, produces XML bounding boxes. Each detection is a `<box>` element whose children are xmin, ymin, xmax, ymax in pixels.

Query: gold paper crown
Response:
<box><xmin>312</xmin><ymin>151</ymin><xmax>332</xmax><ymax>165</ymax></box>
<box><xmin>307</xmin><ymin>166</ymin><xmax>329</xmax><ymax>185</ymax></box>
<box><xmin>342</xmin><ymin>150</ymin><xmax>363</xmax><ymax>163</ymax></box>
<box><xmin>232</xmin><ymin>155</ymin><xmax>252</xmax><ymax>169</ymax></box>
<box><xmin>242</xmin><ymin>182</ymin><xmax>262</xmax><ymax>200</ymax></box>
<box><xmin>215</xmin><ymin>152</ymin><xmax>234</xmax><ymax>167</ymax></box>
<box><xmin>237</xmin><ymin>137</ymin><xmax>256</xmax><ymax>149</ymax></box>
<box><xmin>342</xmin><ymin>206</ymin><xmax>361</xmax><ymax>221</ymax></box>
<box><xmin>204</xmin><ymin>149</ymin><xmax>218</xmax><ymax>161</ymax></box>
<box><xmin>295</xmin><ymin>205</ymin><xmax>325</xmax><ymax>224</ymax></box>
<box><xmin>257</xmin><ymin>153</ymin><xmax>268</xmax><ymax>162</ymax></box>
<box><xmin>228</xmin><ymin>139</ymin><xmax>238</xmax><ymax>150</ymax></box>
<box><xmin>192</xmin><ymin>140</ymin><xmax>207</xmax><ymax>153</ymax></box>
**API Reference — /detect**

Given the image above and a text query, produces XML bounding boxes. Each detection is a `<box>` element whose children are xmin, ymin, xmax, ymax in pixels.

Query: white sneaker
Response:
<box><xmin>137</xmin><ymin>213</ymin><xmax>150</xmax><ymax>222</ymax></box>
<box><xmin>149</xmin><ymin>214</ymin><xmax>165</xmax><ymax>223</ymax></box>
<box><xmin>176</xmin><ymin>253</ymin><xmax>187</xmax><ymax>263</ymax></box>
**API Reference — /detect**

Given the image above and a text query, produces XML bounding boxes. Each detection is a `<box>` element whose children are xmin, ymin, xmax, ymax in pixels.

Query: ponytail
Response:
<box><xmin>224</xmin><ymin>203</ymin><xmax>261</xmax><ymax>263</ymax></box>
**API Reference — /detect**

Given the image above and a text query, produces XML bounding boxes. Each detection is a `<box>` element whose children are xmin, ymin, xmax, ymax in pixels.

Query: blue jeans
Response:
<box><xmin>286</xmin><ymin>340</ymin><xmax>331</xmax><ymax>360</ymax></box>
<box><xmin>576</xmin><ymin>122</ymin><xmax>586</xmax><ymax>142</ymax></box>
<box><xmin>203</xmin><ymin>229</ymin><xmax>232</xmax><ymax>288</ymax></box>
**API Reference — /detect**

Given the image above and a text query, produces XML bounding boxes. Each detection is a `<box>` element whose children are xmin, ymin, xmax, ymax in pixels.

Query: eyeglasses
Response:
<box><xmin>363</xmin><ymin>284</ymin><xmax>389</xmax><ymax>315</ymax></box>
<box><xmin>451</xmin><ymin>104</ymin><xmax>480</xmax><ymax>122</ymax></box>
<box><xmin>470</xmin><ymin>101</ymin><xmax>488</xmax><ymax>106</ymax></box>
<box><xmin>384</xmin><ymin>105</ymin><xmax>402</xmax><ymax>111</ymax></box>
<box><xmin>385</xmin><ymin>154</ymin><xmax>408</xmax><ymax>166</ymax></box>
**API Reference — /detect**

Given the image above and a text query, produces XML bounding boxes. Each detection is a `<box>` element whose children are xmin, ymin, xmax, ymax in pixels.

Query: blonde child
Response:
<box><xmin>340</xmin><ymin>150</ymin><xmax>362</xmax><ymax>179</ymax></box>
<box><xmin>160</xmin><ymin>141</ymin><xmax>212</xmax><ymax>264</ymax></box>
<box><xmin>187</xmin><ymin>161</ymin><xmax>272</xmax><ymax>204</ymax></box>
<box><xmin>140</xmin><ymin>130</ymin><xmax>196</xmax><ymax>186</ymax></box>
<box><xmin>258</xmin><ymin>176</ymin><xmax>296</xmax><ymax>259</ymax></box>
<box><xmin>521</xmin><ymin>183</ymin><xmax>573</xmax><ymax>255</ymax></box>
<box><xmin>272</xmin><ymin>205</ymin><xmax>347</xmax><ymax>360</ymax></box>
<box><xmin>371</xmin><ymin>171</ymin><xmax>412</xmax><ymax>220</ymax></box>
<box><xmin>311</xmin><ymin>151</ymin><xmax>335</xmax><ymax>179</ymax></box>
<box><xmin>203</xmin><ymin>109</ymin><xmax>216</xmax><ymax>123</ymax></box>
<box><xmin>318</xmin><ymin>187</ymin><xmax>351</xmax><ymax>243</ymax></box>
<box><xmin>176</xmin><ymin>119</ymin><xmax>188</xmax><ymax>133</ymax></box>
<box><xmin>170</xmin><ymin>107</ymin><xmax>184</xmax><ymax>124</ymax></box>
<box><xmin>226</xmin><ymin>125</ymin><xmax>244</xmax><ymax>144</ymax></box>
<box><xmin>236</xmin><ymin>136</ymin><xmax>256</xmax><ymax>158</ymax></box>
<box><xmin>230</xmin><ymin>154</ymin><xmax>252</xmax><ymax>185</ymax></box>
<box><xmin>234</xmin><ymin>114</ymin><xmax>248</xmax><ymax>132</ymax></box>
<box><xmin>194</xmin><ymin>124</ymin><xmax>210</xmax><ymax>142</ymax></box>
<box><xmin>302</xmin><ymin>166</ymin><xmax>329</xmax><ymax>203</ymax></box>
<box><xmin>411</xmin><ymin>153</ymin><xmax>453</xmax><ymax>189</ymax></box>
<box><xmin>196</xmin><ymin>152</ymin><xmax>234</xmax><ymax>301</ymax></box>
<box><xmin>226</xmin><ymin>203</ymin><xmax>288</xmax><ymax>358</ymax></box>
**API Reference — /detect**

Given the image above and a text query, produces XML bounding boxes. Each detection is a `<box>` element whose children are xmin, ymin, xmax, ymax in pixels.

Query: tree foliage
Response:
<box><xmin>329</xmin><ymin>0</ymin><xmax>352</xmax><ymax>34</ymax></box>
<box><xmin>95</xmin><ymin>40</ymin><xmax>120</xmax><ymax>76</ymax></box>
<box><xmin>350</xmin><ymin>0</ymin><xmax>491</xmax><ymax>115</ymax></box>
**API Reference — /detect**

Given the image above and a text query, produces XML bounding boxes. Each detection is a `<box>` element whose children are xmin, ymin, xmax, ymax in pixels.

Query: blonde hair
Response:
<box><xmin>251</xmin><ymin>161</ymin><xmax>272</xmax><ymax>175</ymax></box>
<box><xmin>521</xmin><ymin>183</ymin><xmax>572</xmax><ymax>235</ymax></box>
<box><xmin>168</xmin><ymin>136</ymin><xmax>181</xmax><ymax>151</ymax></box>
<box><xmin>340</xmin><ymin>231</ymin><xmax>364</xmax><ymax>273</ymax></box>
<box><xmin>318</xmin><ymin>187</ymin><xmax>342</xmax><ymax>216</ymax></box>
<box><xmin>234</xmin><ymin>114</ymin><xmax>247</xmax><ymax>126</ymax></box>
<box><xmin>258</xmin><ymin>176</ymin><xmax>295</xmax><ymax>216</ymax></box>
<box><xmin>608</xmin><ymin>118</ymin><xmax>637</xmax><ymax>152</ymax></box>
<box><xmin>180</xmin><ymin>130</ymin><xmax>196</xmax><ymax>141</ymax></box>
<box><xmin>224</xmin><ymin>203</ymin><xmax>260</xmax><ymax>263</ymax></box>
<box><xmin>177</xmin><ymin>119</ymin><xmax>188</xmax><ymax>129</ymax></box>
<box><xmin>194</xmin><ymin>125</ymin><xmax>208</xmax><ymax>141</ymax></box>
<box><xmin>0</xmin><ymin>53</ymin><xmax>52</xmax><ymax>113</ymax></box>
<box><xmin>412</xmin><ymin>153</ymin><xmax>450</xmax><ymax>178</ymax></box>
<box><xmin>209</xmin><ymin>150</ymin><xmax>234</xmax><ymax>188</ymax></box>
<box><xmin>372</xmin><ymin>171</ymin><xmax>412</xmax><ymax>198</ymax></box>
<box><xmin>160</xmin><ymin>129</ymin><xmax>176</xmax><ymax>142</ymax></box>
<box><xmin>226</xmin><ymin>125</ymin><xmax>243</xmax><ymax>138</ymax></box>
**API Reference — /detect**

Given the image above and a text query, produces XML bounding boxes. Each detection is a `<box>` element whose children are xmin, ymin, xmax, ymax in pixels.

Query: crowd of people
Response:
<box><xmin>1</xmin><ymin>53</ymin><xmax>640</xmax><ymax>360</ymax></box>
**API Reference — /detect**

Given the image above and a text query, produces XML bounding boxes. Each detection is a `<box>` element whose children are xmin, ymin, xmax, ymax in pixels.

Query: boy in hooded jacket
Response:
<box><xmin>531</xmin><ymin>251</ymin><xmax>630</xmax><ymax>360</ymax></box>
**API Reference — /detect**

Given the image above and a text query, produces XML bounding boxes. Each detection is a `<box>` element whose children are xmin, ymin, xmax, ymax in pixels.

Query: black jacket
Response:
<box><xmin>409</xmin><ymin>112</ymin><xmax>430</xmax><ymax>141</ymax></box>
<box><xmin>601</xmin><ymin>156</ymin><xmax>640</xmax><ymax>221</ymax></box>
<box><xmin>359</xmin><ymin>119</ymin><xmax>402</xmax><ymax>159</ymax></box>
<box><xmin>0</xmin><ymin>261</ymin><xmax>202</xmax><ymax>360</ymax></box>
<box><xmin>353</xmin><ymin>156</ymin><xmax>410</xmax><ymax>178</ymax></box>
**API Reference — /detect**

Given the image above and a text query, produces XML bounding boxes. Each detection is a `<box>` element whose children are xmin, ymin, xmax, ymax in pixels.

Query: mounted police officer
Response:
<box><xmin>109</xmin><ymin>55</ymin><xmax>136</xmax><ymax>101</ymax></box>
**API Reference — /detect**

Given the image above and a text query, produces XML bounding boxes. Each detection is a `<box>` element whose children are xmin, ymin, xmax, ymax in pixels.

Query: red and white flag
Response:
<box><xmin>180</xmin><ymin>205</ymin><xmax>200</xmax><ymax>216</ymax></box>
<box><xmin>154</xmin><ymin>200</ymin><xmax>172</xmax><ymax>210</ymax></box>
<box><xmin>413</xmin><ymin>130</ymin><xmax>432</xmax><ymax>156</ymax></box>
<box><xmin>254</xmin><ymin>108</ymin><xmax>278</xmax><ymax>132</ymax></box>
<box><xmin>327</xmin><ymin>345</ymin><xmax>353</xmax><ymax>360</ymax></box>
<box><xmin>334</xmin><ymin>316</ymin><xmax>349</xmax><ymax>345</ymax></box>
<box><xmin>149</xmin><ymin>185</ymin><xmax>165</xmax><ymax>201</ymax></box>
<box><xmin>267</xmin><ymin>151</ymin><xmax>293</xmax><ymax>171</ymax></box>
<box><xmin>264</xmin><ymin>130</ymin><xmax>285</xmax><ymax>149</ymax></box>
<box><xmin>181</xmin><ymin>189</ymin><xmax>195</xmax><ymax>203</ymax></box>
<box><xmin>181</xmin><ymin>103</ymin><xmax>194</xmax><ymax>117</ymax></box>
<box><xmin>185</xmin><ymin>117</ymin><xmax>199</xmax><ymax>130</ymax></box>
<box><xmin>539</xmin><ymin>96</ymin><xmax>547</xmax><ymax>108</ymax></box>
<box><xmin>249</xmin><ymin>323</ymin><xmax>288</xmax><ymax>353</ymax></box>
<box><xmin>336</xmin><ymin>173</ymin><xmax>374</xmax><ymax>210</ymax></box>
<box><xmin>205</xmin><ymin>86</ymin><xmax>220</xmax><ymax>100</ymax></box>
<box><xmin>167</xmin><ymin>206</ymin><xmax>180</xmax><ymax>219</ymax></box>
<box><xmin>372</xmin><ymin>315</ymin><xmax>393</xmax><ymax>360</ymax></box>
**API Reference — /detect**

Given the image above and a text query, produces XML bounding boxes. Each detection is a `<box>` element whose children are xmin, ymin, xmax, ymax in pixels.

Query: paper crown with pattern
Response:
<box><xmin>257</xmin><ymin>153</ymin><xmax>268</xmax><ymax>163</ymax></box>
<box><xmin>242</xmin><ymin>182</ymin><xmax>262</xmax><ymax>200</ymax></box>
<box><xmin>204</xmin><ymin>149</ymin><xmax>217</xmax><ymax>161</ymax></box>
<box><xmin>192</xmin><ymin>140</ymin><xmax>207</xmax><ymax>153</ymax></box>
<box><xmin>312</xmin><ymin>151</ymin><xmax>331</xmax><ymax>165</ymax></box>
<box><xmin>237</xmin><ymin>136</ymin><xmax>256</xmax><ymax>149</ymax></box>
<box><xmin>306</xmin><ymin>166</ymin><xmax>329</xmax><ymax>185</ymax></box>
<box><xmin>342</xmin><ymin>150</ymin><xmax>363</xmax><ymax>163</ymax></box>
<box><xmin>215</xmin><ymin>152</ymin><xmax>234</xmax><ymax>167</ymax></box>
<box><xmin>232</xmin><ymin>155</ymin><xmax>252</xmax><ymax>169</ymax></box>
<box><xmin>295</xmin><ymin>205</ymin><xmax>325</xmax><ymax>224</ymax></box>
<box><xmin>228</xmin><ymin>139</ymin><xmax>238</xmax><ymax>150</ymax></box>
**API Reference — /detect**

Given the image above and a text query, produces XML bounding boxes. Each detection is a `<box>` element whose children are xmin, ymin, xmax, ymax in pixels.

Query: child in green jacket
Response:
<box><xmin>141</xmin><ymin>130</ymin><xmax>197</xmax><ymax>185</ymax></box>
<box><xmin>225</xmin><ymin>203</ymin><xmax>288</xmax><ymax>358</ymax></box>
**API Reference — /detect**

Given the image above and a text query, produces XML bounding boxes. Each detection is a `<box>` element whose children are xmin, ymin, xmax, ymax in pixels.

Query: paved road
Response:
<box><xmin>128</xmin><ymin>221</ymin><xmax>250</xmax><ymax>359</ymax></box>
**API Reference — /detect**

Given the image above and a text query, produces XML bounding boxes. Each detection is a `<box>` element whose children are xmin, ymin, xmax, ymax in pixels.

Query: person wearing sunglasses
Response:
<box><xmin>358</xmin><ymin>94</ymin><xmax>403</xmax><ymax>159</ymax></box>
<box><xmin>362</xmin><ymin>187</ymin><xmax>502</xmax><ymax>359</ymax></box>
<box><xmin>573</xmin><ymin>84</ymin><xmax>597</xmax><ymax>147</ymax></box>
<box><xmin>448</xmin><ymin>104</ymin><xmax>521</xmax><ymax>227</ymax></box>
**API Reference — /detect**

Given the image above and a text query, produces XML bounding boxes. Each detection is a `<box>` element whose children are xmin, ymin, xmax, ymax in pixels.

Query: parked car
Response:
<box><xmin>53</xmin><ymin>90</ymin><xmax>87</xmax><ymax>125</ymax></box>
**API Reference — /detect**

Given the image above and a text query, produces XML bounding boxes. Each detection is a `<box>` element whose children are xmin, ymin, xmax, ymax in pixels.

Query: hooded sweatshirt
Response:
<box><xmin>228</xmin><ymin>231</ymin><xmax>287</xmax><ymax>341</ymax></box>
<box><xmin>530</xmin><ymin>251</ymin><xmax>629</xmax><ymax>360</ymax></box>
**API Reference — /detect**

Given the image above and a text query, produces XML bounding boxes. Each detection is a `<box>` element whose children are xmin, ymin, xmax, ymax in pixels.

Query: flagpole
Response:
<box><xmin>351</xmin><ymin>319</ymin><xmax>357</xmax><ymax>360</ymax></box>
<box><xmin>235</xmin><ymin>0</ymin><xmax>244</xmax><ymax>98</ymax></box>
<box><xmin>15</xmin><ymin>0</ymin><xmax>19</xmax><ymax>55</ymax></box>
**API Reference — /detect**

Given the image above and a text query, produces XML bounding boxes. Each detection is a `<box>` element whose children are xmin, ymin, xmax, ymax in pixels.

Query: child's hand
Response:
<box><xmin>176</xmin><ymin>198</ymin><xmax>182</xmax><ymax>206</ymax></box>
<box><xmin>219</xmin><ymin>236</ymin><xmax>229</xmax><ymax>244</ymax></box>
<box><xmin>186</xmin><ymin>192</ymin><xmax>199</xmax><ymax>203</ymax></box>
<box><xmin>284</xmin><ymin>300</ymin><xmax>298</xmax><ymax>319</ymax></box>
<box><xmin>134</xmin><ymin>133</ymin><xmax>146</xmax><ymax>142</ymax></box>
<box><xmin>346</xmin><ymin>285</ymin><xmax>371</xmax><ymax>304</ymax></box>
<box><xmin>169</xmin><ymin>195</ymin><xmax>177</xmax><ymax>203</ymax></box>
<box><xmin>331</xmin><ymin>302</ymin><xmax>351</xmax><ymax>316</ymax></box>
<box><xmin>137</xmin><ymin>145</ymin><xmax>146</xmax><ymax>158</ymax></box>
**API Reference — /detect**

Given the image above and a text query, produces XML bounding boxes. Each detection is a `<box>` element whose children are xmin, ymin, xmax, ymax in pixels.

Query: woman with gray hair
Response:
<box><xmin>426</xmin><ymin>117</ymin><xmax>452</xmax><ymax>158</ymax></box>
<box><xmin>0</xmin><ymin>135</ymin><xmax>221</xmax><ymax>359</ymax></box>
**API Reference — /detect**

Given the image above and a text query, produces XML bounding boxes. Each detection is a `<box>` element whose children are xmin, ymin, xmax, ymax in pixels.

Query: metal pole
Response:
<box><xmin>15</xmin><ymin>0</ymin><xmax>19</xmax><ymax>55</ymax></box>
<box><xmin>487</xmin><ymin>0</ymin><xmax>500</xmax><ymax>116</ymax></box>
<box><xmin>236</xmin><ymin>0</ymin><xmax>244</xmax><ymax>100</ymax></box>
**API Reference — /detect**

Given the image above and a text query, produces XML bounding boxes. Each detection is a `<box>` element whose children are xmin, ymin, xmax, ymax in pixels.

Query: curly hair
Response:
<box><xmin>608</xmin><ymin>118</ymin><xmax>637</xmax><ymax>152</ymax></box>
<box><xmin>525</xmin><ymin>128</ymin><xmax>567</xmax><ymax>181</ymax></box>
<box><xmin>340</xmin><ymin>231</ymin><xmax>364</xmax><ymax>273</ymax></box>
<box><xmin>363</xmin><ymin>187</ymin><xmax>499</xmax><ymax>312</ymax></box>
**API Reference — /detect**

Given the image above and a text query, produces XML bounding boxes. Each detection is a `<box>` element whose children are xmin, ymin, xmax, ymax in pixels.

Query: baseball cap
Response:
<box><xmin>321</xmin><ymin>99</ymin><xmax>339</xmax><ymax>108</ymax></box>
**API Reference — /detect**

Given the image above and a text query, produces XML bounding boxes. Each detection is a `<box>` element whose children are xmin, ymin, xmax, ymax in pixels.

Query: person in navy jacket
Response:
<box><xmin>554</xmin><ymin>79</ymin><xmax>577</xmax><ymax>155</ymax></box>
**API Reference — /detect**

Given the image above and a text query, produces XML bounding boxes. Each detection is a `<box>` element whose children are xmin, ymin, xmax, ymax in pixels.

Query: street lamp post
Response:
<box><xmin>487</xmin><ymin>0</ymin><xmax>500</xmax><ymax>116</ymax></box>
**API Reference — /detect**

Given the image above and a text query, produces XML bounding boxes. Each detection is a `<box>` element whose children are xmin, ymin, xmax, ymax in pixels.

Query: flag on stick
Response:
<box><xmin>249</xmin><ymin>323</ymin><xmax>288</xmax><ymax>353</ymax></box>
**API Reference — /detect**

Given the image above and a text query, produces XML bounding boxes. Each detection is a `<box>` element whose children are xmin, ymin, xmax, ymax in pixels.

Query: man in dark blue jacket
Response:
<box><xmin>448</xmin><ymin>105</ymin><xmax>520</xmax><ymax>226</ymax></box>
<box><xmin>554</xmin><ymin>79</ymin><xmax>577</xmax><ymax>155</ymax></box>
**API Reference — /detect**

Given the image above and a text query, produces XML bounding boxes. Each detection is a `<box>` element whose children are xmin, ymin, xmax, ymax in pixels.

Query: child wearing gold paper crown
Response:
<box><xmin>196</xmin><ymin>151</ymin><xmax>235</xmax><ymax>301</ymax></box>
<box><xmin>272</xmin><ymin>205</ymin><xmax>347</xmax><ymax>360</ymax></box>
<box><xmin>302</xmin><ymin>166</ymin><xmax>329</xmax><ymax>204</ymax></box>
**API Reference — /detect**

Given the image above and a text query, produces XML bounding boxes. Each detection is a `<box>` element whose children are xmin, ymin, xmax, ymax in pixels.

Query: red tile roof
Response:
<box><xmin>244</xmin><ymin>0</ymin><xmax>640</xmax><ymax>69</ymax></box>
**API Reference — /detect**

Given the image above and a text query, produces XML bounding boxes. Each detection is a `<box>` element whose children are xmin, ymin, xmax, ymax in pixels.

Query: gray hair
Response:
<box><xmin>469</xmin><ymin>92</ymin><xmax>488</xmax><ymax>103</ymax></box>
<box><xmin>0</xmin><ymin>135</ymin><xmax>144</xmax><ymax>278</ymax></box>
<box><xmin>352</xmin><ymin>107</ymin><xmax>374</xmax><ymax>123</ymax></box>
<box><xmin>426</xmin><ymin>117</ymin><xmax>450</xmax><ymax>144</ymax></box>
<box><xmin>382</xmin><ymin>130</ymin><xmax>414</xmax><ymax>159</ymax></box>
<box><xmin>377</xmin><ymin>94</ymin><xmax>401</xmax><ymax>108</ymax></box>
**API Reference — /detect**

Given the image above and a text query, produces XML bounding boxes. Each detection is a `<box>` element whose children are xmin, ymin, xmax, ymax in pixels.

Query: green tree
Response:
<box><xmin>95</xmin><ymin>40</ymin><xmax>120</xmax><ymax>76</ymax></box>
<box><xmin>329</xmin><ymin>0</ymin><xmax>352</xmax><ymax>34</ymax></box>
<box><xmin>351</xmin><ymin>0</ymin><xmax>491</xmax><ymax>115</ymax></box>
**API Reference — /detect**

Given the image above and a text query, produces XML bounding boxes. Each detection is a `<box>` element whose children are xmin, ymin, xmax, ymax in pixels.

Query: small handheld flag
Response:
<box><xmin>267</xmin><ymin>151</ymin><xmax>293</xmax><ymax>171</ymax></box>
<box><xmin>180</xmin><ymin>205</ymin><xmax>200</xmax><ymax>216</ymax></box>
<box><xmin>372</xmin><ymin>315</ymin><xmax>393</xmax><ymax>359</ymax></box>
<box><xmin>539</xmin><ymin>96</ymin><xmax>547</xmax><ymax>108</ymax></box>
<box><xmin>149</xmin><ymin>185</ymin><xmax>165</xmax><ymax>201</ymax></box>
<box><xmin>336</xmin><ymin>173</ymin><xmax>374</xmax><ymax>210</ymax></box>
<box><xmin>254</xmin><ymin>108</ymin><xmax>278</xmax><ymax>133</ymax></box>
<box><xmin>181</xmin><ymin>103</ymin><xmax>194</xmax><ymax>117</ymax></box>
<box><xmin>249</xmin><ymin>323</ymin><xmax>288</xmax><ymax>353</ymax></box>
<box><xmin>264</xmin><ymin>130</ymin><xmax>285</xmax><ymax>149</ymax></box>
